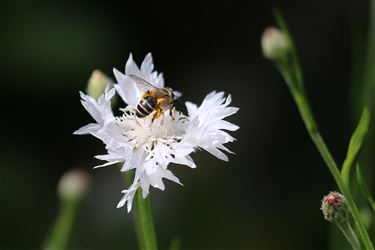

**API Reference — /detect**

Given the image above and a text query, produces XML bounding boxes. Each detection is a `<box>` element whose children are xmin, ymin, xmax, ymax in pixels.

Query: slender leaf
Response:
<box><xmin>356</xmin><ymin>165</ymin><xmax>375</xmax><ymax>212</ymax></box>
<box><xmin>341</xmin><ymin>107</ymin><xmax>370</xmax><ymax>185</ymax></box>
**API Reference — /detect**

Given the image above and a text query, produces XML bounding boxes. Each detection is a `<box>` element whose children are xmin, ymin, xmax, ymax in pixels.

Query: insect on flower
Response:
<box><xmin>130</xmin><ymin>74</ymin><xmax>181</xmax><ymax>120</ymax></box>
<box><xmin>75</xmin><ymin>53</ymin><xmax>239</xmax><ymax>212</ymax></box>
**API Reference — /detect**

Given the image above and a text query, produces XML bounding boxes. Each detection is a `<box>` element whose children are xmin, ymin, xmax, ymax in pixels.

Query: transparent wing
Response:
<box><xmin>173</xmin><ymin>90</ymin><xmax>182</xmax><ymax>100</ymax></box>
<box><xmin>129</xmin><ymin>74</ymin><xmax>158</xmax><ymax>89</ymax></box>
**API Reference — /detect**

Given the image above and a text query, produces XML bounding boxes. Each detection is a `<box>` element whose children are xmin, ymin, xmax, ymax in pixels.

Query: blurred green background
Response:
<box><xmin>0</xmin><ymin>1</ymin><xmax>372</xmax><ymax>249</ymax></box>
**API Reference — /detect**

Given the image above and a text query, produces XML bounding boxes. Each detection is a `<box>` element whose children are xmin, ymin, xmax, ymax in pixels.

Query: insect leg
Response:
<box><xmin>152</xmin><ymin>108</ymin><xmax>162</xmax><ymax>121</ymax></box>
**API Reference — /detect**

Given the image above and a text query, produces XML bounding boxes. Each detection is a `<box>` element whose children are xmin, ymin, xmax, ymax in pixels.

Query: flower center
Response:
<box><xmin>117</xmin><ymin>109</ymin><xmax>188</xmax><ymax>151</ymax></box>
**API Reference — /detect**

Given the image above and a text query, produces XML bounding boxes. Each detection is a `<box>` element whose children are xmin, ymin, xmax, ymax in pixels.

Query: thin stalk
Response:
<box><xmin>169</xmin><ymin>237</ymin><xmax>181</xmax><ymax>250</ymax></box>
<box><xmin>44</xmin><ymin>198</ymin><xmax>79</xmax><ymax>250</ymax></box>
<box><xmin>337</xmin><ymin>221</ymin><xmax>361</xmax><ymax>250</ymax></box>
<box><xmin>133</xmin><ymin>191</ymin><xmax>158</xmax><ymax>250</ymax></box>
<box><xmin>363</xmin><ymin>0</ymin><xmax>375</xmax><ymax>107</ymax></box>
<box><xmin>289</xmin><ymin>86</ymin><xmax>374</xmax><ymax>250</ymax></box>
<box><xmin>123</xmin><ymin>172</ymin><xmax>158</xmax><ymax>250</ymax></box>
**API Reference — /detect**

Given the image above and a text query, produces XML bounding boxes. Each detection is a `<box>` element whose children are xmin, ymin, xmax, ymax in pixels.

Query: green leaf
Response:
<box><xmin>341</xmin><ymin>107</ymin><xmax>370</xmax><ymax>185</ymax></box>
<box><xmin>356</xmin><ymin>165</ymin><xmax>375</xmax><ymax>212</ymax></box>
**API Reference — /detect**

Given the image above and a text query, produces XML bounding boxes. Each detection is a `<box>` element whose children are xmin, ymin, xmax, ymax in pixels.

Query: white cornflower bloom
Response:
<box><xmin>75</xmin><ymin>53</ymin><xmax>239</xmax><ymax>212</ymax></box>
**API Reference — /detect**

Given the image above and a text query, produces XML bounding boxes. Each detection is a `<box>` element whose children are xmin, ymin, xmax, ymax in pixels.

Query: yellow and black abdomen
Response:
<box><xmin>136</xmin><ymin>95</ymin><xmax>157</xmax><ymax>118</ymax></box>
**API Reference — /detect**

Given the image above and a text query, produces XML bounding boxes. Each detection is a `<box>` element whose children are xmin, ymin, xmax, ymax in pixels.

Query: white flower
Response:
<box><xmin>75</xmin><ymin>53</ymin><xmax>239</xmax><ymax>212</ymax></box>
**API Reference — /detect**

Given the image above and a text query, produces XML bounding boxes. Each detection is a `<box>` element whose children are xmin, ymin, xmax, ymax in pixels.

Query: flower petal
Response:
<box><xmin>74</xmin><ymin>123</ymin><xmax>101</xmax><ymax>135</ymax></box>
<box><xmin>113</xmin><ymin>68</ymin><xmax>141</xmax><ymax>109</ymax></box>
<box><xmin>125</xmin><ymin>53</ymin><xmax>140</xmax><ymax>76</ymax></box>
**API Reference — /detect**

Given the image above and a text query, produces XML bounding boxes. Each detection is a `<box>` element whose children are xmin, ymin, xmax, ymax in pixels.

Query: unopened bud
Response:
<box><xmin>261</xmin><ymin>27</ymin><xmax>289</xmax><ymax>60</ymax></box>
<box><xmin>86</xmin><ymin>70</ymin><xmax>112</xmax><ymax>99</ymax></box>
<box><xmin>321</xmin><ymin>191</ymin><xmax>349</xmax><ymax>223</ymax></box>
<box><xmin>58</xmin><ymin>169</ymin><xmax>90</xmax><ymax>201</ymax></box>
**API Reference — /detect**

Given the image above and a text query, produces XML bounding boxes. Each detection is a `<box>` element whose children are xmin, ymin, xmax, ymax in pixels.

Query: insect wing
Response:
<box><xmin>173</xmin><ymin>90</ymin><xmax>182</xmax><ymax>100</ymax></box>
<box><xmin>129</xmin><ymin>74</ymin><xmax>158</xmax><ymax>90</ymax></box>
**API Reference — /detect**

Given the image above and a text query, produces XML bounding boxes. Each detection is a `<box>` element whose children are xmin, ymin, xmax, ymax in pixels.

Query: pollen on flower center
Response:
<box><xmin>117</xmin><ymin>108</ymin><xmax>188</xmax><ymax>150</ymax></box>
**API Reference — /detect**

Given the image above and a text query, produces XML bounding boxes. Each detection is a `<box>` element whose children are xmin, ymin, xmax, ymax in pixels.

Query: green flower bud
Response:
<box><xmin>261</xmin><ymin>27</ymin><xmax>289</xmax><ymax>60</ymax></box>
<box><xmin>86</xmin><ymin>70</ymin><xmax>112</xmax><ymax>99</ymax></box>
<box><xmin>58</xmin><ymin>169</ymin><xmax>90</xmax><ymax>201</ymax></box>
<box><xmin>321</xmin><ymin>191</ymin><xmax>349</xmax><ymax>223</ymax></box>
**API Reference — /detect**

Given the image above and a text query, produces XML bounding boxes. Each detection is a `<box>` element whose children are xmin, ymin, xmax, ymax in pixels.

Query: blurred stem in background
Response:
<box><xmin>169</xmin><ymin>237</ymin><xmax>181</xmax><ymax>250</ymax></box>
<box><xmin>349</xmin><ymin>0</ymin><xmax>375</xmax><ymax>187</ymax></box>
<box><xmin>44</xmin><ymin>169</ymin><xmax>90</xmax><ymax>250</ymax></box>
<box><xmin>261</xmin><ymin>10</ymin><xmax>374</xmax><ymax>250</ymax></box>
<box><xmin>349</xmin><ymin>0</ymin><xmax>375</xmax><ymax>246</ymax></box>
<box><xmin>362</xmin><ymin>0</ymin><xmax>375</xmax><ymax>108</ymax></box>
<box><xmin>123</xmin><ymin>172</ymin><xmax>158</xmax><ymax>250</ymax></box>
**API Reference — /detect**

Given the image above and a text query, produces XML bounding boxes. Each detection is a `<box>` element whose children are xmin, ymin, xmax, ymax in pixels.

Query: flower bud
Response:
<box><xmin>58</xmin><ymin>169</ymin><xmax>90</xmax><ymax>201</ymax></box>
<box><xmin>321</xmin><ymin>191</ymin><xmax>349</xmax><ymax>223</ymax></box>
<box><xmin>261</xmin><ymin>27</ymin><xmax>289</xmax><ymax>60</ymax></box>
<box><xmin>86</xmin><ymin>70</ymin><xmax>112</xmax><ymax>99</ymax></box>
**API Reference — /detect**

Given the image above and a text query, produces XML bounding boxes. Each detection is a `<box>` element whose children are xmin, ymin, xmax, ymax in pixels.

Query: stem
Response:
<box><xmin>133</xmin><ymin>191</ymin><xmax>158</xmax><ymax>250</ymax></box>
<box><xmin>169</xmin><ymin>237</ymin><xmax>181</xmax><ymax>250</ymax></box>
<box><xmin>337</xmin><ymin>221</ymin><xmax>361</xmax><ymax>250</ymax></box>
<box><xmin>289</xmin><ymin>87</ymin><xmax>374</xmax><ymax>250</ymax></box>
<box><xmin>44</xmin><ymin>198</ymin><xmax>79</xmax><ymax>250</ymax></box>
<box><xmin>123</xmin><ymin>172</ymin><xmax>158</xmax><ymax>250</ymax></box>
<box><xmin>363</xmin><ymin>0</ymin><xmax>375</xmax><ymax>108</ymax></box>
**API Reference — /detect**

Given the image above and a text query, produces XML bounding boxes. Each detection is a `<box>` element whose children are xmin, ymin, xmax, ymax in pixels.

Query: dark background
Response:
<box><xmin>0</xmin><ymin>1</ymin><xmax>371</xmax><ymax>249</ymax></box>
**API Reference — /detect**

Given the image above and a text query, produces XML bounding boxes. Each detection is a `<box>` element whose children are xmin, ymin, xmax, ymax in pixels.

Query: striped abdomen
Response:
<box><xmin>136</xmin><ymin>95</ymin><xmax>157</xmax><ymax>118</ymax></box>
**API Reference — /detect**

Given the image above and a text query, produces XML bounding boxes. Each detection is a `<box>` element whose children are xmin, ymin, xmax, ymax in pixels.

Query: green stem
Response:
<box><xmin>169</xmin><ymin>237</ymin><xmax>181</xmax><ymax>250</ymax></box>
<box><xmin>44</xmin><ymin>198</ymin><xmax>79</xmax><ymax>250</ymax></box>
<box><xmin>363</xmin><ymin>0</ymin><xmax>375</xmax><ymax>108</ymax></box>
<box><xmin>337</xmin><ymin>221</ymin><xmax>361</xmax><ymax>250</ymax></box>
<box><xmin>123</xmin><ymin>172</ymin><xmax>158</xmax><ymax>250</ymax></box>
<box><xmin>289</xmin><ymin>87</ymin><xmax>374</xmax><ymax>250</ymax></box>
